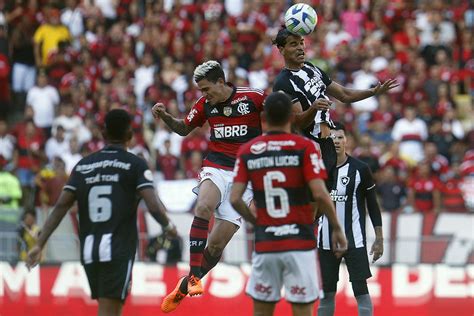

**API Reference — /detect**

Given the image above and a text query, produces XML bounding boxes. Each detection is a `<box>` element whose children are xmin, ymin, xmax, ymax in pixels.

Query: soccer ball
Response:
<box><xmin>284</xmin><ymin>3</ymin><xmax>318</xmax><ymax>36</ymax></box>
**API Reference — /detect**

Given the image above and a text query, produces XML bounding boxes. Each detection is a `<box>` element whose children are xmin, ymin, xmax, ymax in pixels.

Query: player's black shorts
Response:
<box><xmin>318</xmin><ymin>247</ymin><xmax>372</xmax><ymax>292</ymax></box>
<box><xmin>83</xmin><ymin>259</ymin><xmax>134</xmax><ymax>301</ymax></box>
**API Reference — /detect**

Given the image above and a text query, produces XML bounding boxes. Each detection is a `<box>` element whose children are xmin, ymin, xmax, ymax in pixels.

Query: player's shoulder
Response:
<box><xmin>235</xmin><ymin>86</ymin><xmax>266</xmax><ymax>98</ymax></box>
<box><xmin>273</xmin><ymin>69</ymin><xmax>292</xmax><ymax>84</ymax></box>
<box><xmin>193</xmin><ymin>95</ymin><xmax>207</xmax><ymax>107</ymax></box>
<box><xmin>347</xmin><ymin>155</ymin><xmax>370</xmax><ymax>171</ymax></box>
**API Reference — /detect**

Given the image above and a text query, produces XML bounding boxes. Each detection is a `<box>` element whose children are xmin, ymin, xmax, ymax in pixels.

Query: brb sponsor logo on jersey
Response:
<box><xmin>214</xmin><ymin>124</ymin><xmax>248</xmax><ymax>139</ymax></box>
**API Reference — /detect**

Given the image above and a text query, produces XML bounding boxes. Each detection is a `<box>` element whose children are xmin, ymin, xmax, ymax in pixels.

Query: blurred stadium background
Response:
<box><xmin>0</xmin><ymin>0</ymin><xmax>472</xmax><ymax>315</ymax></box>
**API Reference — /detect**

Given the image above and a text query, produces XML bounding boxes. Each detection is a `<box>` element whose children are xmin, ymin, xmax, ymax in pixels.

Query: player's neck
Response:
<box><xmin>217</xmin><ymin>85</ymin><xmax>234</xmax><ymax>103</ymax></box>
<box><xmin>285</xmin><ymin>61</ymin><xmax>304</xmax><ymax>71</ymax></box>
<box><xmin>107</xmin><ymin>141</ymin><xmax>126</xmax><ymax>150</ymax></box>
<box><xmin>337</xmin><ymin>153</ymin><xmax>348</xmax><ymax>166</ymax></box>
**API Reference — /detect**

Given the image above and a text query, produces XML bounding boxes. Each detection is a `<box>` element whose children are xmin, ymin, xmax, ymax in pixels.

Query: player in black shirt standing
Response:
<box><xmin>26</xmin><ymin>109</ymin><xmax>177</xmax><ymax>316</ymax></box>
<box><xmin>317</xmin><ymin>122</ymin><xmax>384</xmax><ymax>316</ymax></box>
<box><xmin>272</xmin><ymin>27</ymin><xmax>398</xmax><ymax>194</ymax></box>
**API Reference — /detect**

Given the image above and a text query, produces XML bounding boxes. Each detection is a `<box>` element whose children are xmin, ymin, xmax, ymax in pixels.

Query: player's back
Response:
<box><xmin>238</xmin><ymin>132</ymin><xmax>326</xmax><ymax>253</ymax></box>
<box><xmin>65</xmin><ymin>145</ymin><xmax>154</xmax><ymax>263</ymax></box>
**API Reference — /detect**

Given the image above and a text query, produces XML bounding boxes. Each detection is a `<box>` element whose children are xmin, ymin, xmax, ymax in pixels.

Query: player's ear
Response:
<box><xmin>126</xmin><ymin>128</ymin><xmax>133</xmax><ymax>142</ymax></box>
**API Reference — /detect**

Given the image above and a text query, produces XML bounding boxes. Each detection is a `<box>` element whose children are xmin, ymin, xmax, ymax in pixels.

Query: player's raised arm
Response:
<box><xmin>139</xmin><ymin>187</ymin><xmax>177</xmax><ymax>237</ymax></box>
<box><xmin>152</xmin><ymin>102</ymin><xmax>196</xmax><ymax>136</ymax></box>
<box><xmin>26</xmin><ymin>190</ymin><xmax>76</xmax><ymax>270</ymax></box>
<box><xmin>326</xmin><ymin>79</ymin><xmax>399</xmax><ymax>103</ymax></box>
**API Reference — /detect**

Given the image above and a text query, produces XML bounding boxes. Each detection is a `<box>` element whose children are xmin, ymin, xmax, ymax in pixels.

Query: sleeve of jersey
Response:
<box><xmin>184</xmin><ymin>97</ymin><xmax>206</xmax><ymax>128</ymax></box>
<box><xmin>63</xmin><ymin>169</ymin><xmax>78</xmax><ymax>193</ymax></box>
<box><xmin>317</xmin><ymin>66</ymin><xmax>332</xmax><ymax>86</ymax></box>
<box><xmin>136</xmin><ymin>158</ymin><xmax>155</xmax><ymax>191</ymax></box>
<box><xmin>253</xmin><ymin>90</ymin><xmax>267</xmax><ymax>112</ymax></box>
<box><xmin>273</xmin><ymin>77</ymin><xmax>299</xmax><ymax>104</ymax></box>
<box><xmin>233</xmin><ymin>150</ymin><xmax>249</xmax><ymax>184</ymax></box>
<box><xmin>363</xmin><ymin>165</ymin><xmax>382</xmax><ymax>227</ymax></box>
<box><xmin>303</xmin><ymin>141</ymin><xmax>327</xmax><ymax>182</ymax></box>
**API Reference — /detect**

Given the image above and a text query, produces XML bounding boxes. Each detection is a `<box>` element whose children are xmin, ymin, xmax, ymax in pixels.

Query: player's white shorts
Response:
<box><xmin>246</xmin><ymin>250</ymin><xmax>323</xmax><ymax>303</ymax></box>
<box><xmin>193</xmin><ymin>167</ymin><xmax>253</xmax><ymax>227</ymax></box>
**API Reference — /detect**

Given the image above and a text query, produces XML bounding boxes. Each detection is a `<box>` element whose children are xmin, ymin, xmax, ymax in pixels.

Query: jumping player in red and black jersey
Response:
<box><xmin>153</xmin><ymin>60</ymin><xmax>266</xmax><ymax>313</ymax></box>
<box><xmin>230</xmin><ymin>92</ymin><xmax>346</xmax><ymax>316</ymax></box>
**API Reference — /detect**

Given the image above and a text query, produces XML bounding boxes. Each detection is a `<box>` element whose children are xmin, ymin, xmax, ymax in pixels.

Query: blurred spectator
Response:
<box><xmin>33</xmin><ymin>7</ymin><xmax>71</xmax><ymax>66</ymax></box>
<box><xmin>51</xmin><ymin>102</ymin><xmax>86</xmax><ymax>142</ymax></box>
<box><xmin>45</xmin><ymin>125</ymin><xmax>70</xmax><ymax>162</ymax></box>
<box><xmin>0</xmin><ymin>162</ymin><xmax>22</xmax><ymax>209</ymax></box>
<box><xmin>340</xmin><ymin>0</ymin><xmax>365</xmax><ymax>41</ymax></box>
<box><xmin>407</xmin><ymin>161</ymin><xmax>442</xmax><ymax>213</ymax></box>
<box><xmin>36</xmin><ymin>157</ymin><xmax>68</xmax><ymax>209</ymax></box>
<box><xmin>61</xmin><ymin>0</ymin><xmax>84</xmax><ymax>46</ymax></box>
<box><xmin>391</xmin><ymin>106</ymin><xmax>428</xmax><ymax>164</ymax></box>
<box><xmin>13</xmin><ymin>119</ymin><xmax>45</xmax><ymax>210</ymax></box>
<box><xmin>157</xmin><ymin>139</ymin><xmax>179</xmax><ymax>180</ymax></box>
<box><xmin>439</xmin><ymin>162</ymin><xmax>468</xmax><ymax>212</ymax></box>
<box><xmin>10</xmin><ymin>13</ymin><xmax>36</xmax><ymax>114</ymax></box>
<box><xmin>325</xmin><ymin>21</ymin><xmax>352</xmax><ymax>52</ymax></box>
<box><xmin>62</xmin><ymin>137</ymin><xmax>82</xmax><ymax>174</ymax></box>
<box><xmin>134</xmin><ymin>52</ymin><xmax>156</xmax><ymax>108</ymax></box>
<box><xmin>424</xmin><ymin>141</ymin><xmax>449</xmax><ymax>180</ymax></box>
<box><xmin>0</xmin><ymin>119</ymin><xmax>14</xmax><ymax>167</ymax></box>
<box><xmin>351</xmin><ymin>59</ymin><xmax>379</xmax><ymax>113</ymax></box>
<box><xmin>377</xmin><ymin>166</ymin><xmax>406</xmax><ymax>212</ymax></box>
<box><xmin>0</xmin><ymin>26</ymin><xmax>10</xmax><ymax>120</ymax></box>
<box><xmin>17</xmin><ymin>211</ymin><xmax>40</xmax><ymax>261</ymax></box>
<box><xmin>352</xmin><ymin>134</ymin><xmax>380</xmax><ymax>174</ymax></box>
<box><xmin>26</xmin><ymin>70</ymin><xmax>60</xmax><ymax>138</ymax></box>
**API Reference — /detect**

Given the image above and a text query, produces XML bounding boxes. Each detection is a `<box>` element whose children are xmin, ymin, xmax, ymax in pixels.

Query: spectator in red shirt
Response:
<box><xmin>439</xmin><ymin>162</ymin><xmax>468</xmax><ymax>212</ymax></box>
<box><xmin>407</xmin><ymin>161</ymin><xmax>442</xmax><ymax>213</ymax></box>
<box><xmin>157</xmin><ymin>139</ymin><xmax>179</xmax><ymax>180</ymax></box>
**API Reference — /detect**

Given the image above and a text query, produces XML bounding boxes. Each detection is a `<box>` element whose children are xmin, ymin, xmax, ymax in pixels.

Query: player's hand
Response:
<box><xmin>372</xmin><ymin>79</ymin><xmax>399</xmax><ymax>96</ymax></box>
<box><xmin>331</xmin><ymin>228</ymin><xmax>347</xmax><ymax>258</ymax></box>
<box><xmin>163</xmin><ymin>222</ymin><xmax>178</xmax><ymax>238</ymax></box>
<box><xmin>152</xmin><ymin>102</ymin><xmax>167</xmax><ymax>119</ymax></box>
<box><xmin>26</xmin><ymin>245</ymin><xmax>42</xmax><ymax>270</ymax></box>
<box><xmin>370</xmin><ymin>238</ymin><xmax>384</xmax><ymax>263</ymax></box>
<box><xmin>311</xmin><ymin>99</ymin><xmax>332</xmax><ymax>111</ymax></box>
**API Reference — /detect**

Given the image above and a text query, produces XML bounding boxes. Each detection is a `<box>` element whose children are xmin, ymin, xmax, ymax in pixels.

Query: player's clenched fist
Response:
<box><xmin>152</xmin><ymin>103</ymin><xmax>166</xmax><ymax>119</ymax></box>
<box><xmin>311</xmin><ymin>99</ymin><xmax>332</xmax><ymax>111</ymax></box>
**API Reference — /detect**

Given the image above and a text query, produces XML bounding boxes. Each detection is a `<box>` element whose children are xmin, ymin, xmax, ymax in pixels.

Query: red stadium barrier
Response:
<box><xmin>1</xmin><ymin>262</ymin><xmax>473</xmax><ymax>316</ymax></box>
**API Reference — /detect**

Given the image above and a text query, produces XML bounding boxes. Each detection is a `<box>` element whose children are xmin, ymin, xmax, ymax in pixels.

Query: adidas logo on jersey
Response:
<box><xmin>211</xmin><ymin>108</ymin><xmax>218</xmax><ymax>114</ymax></box>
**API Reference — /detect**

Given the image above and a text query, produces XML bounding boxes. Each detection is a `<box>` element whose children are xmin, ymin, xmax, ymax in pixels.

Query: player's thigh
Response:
<box><xmin>253</xmin><ymin>299</ymin><xmax>277</xmax><ymax>316</ymax></box>
<box><xmin>207</xmin><ymin>218</ymin><xmax>239</xmax><ymax>252</ymax></box>
<box><xmin>282</xmin><ymin>250</ymin><xmax>322</xmax><ymax>304</ymax></box>
<box><xmin>194</xmin><ymin>167</ymin><xmax>225</xmax><ymax>210</ymax></box>
<box><xmin>84</xmin><ymin>259</ymin><xmax>134</xmax><ymax>301</ymax></box>
<box><xmin>291</xmin><ymin>302</ymin><xmax>314</xmax><ymax>316</ymax></box>
<box><xmin>214</xmin><ymin>170</ymin><xmax>250</xmax><ymax>227</ymax></box>
<box><xmin>97</xmin><ymin>297</ymin><xmax>123</xmax><ymax>316</ymax></box>
<box><xmin>318</xmin><ymin>249</ymin><xmax>342</xmax><ymax>292</ymax></box>
<box><xmin>246</xmin><ymin>252</ymin><xmax>283</xmax><ymax>303</ymax></box>
<box><xmin>344</xmin><ymin>248</ymin><xmax>372</xmax><ymax>281</ymax></box>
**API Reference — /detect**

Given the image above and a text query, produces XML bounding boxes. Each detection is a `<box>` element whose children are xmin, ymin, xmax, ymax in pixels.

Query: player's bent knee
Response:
<box><xmin>351</xmin><ymin>280</ymin><xmax>369</xmax><ymax>297</ymax></box>
<box><xmin>194</xmin><ymin>203</ymin><xmax>213</xmax><ymax>219</ymax></box>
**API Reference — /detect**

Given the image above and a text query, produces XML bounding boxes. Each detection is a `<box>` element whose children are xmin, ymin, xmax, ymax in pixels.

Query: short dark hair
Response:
<box><xmin>332</xmin><ymin>121</ymin><xmax>346</xmax><ymax>133</ymax></box>
<box><xmin>264</xmin><ymin>92</ymin><xmax>293</xmax><ymax>126</ymax></box>
<box><xmin>104</xmin><ymin>109</ymin><xmax>132</xmax><ymax>141</ymax></box>
<box><xmin>272</xmin><ymin>27</ymin><xmax>299</xmax><ymax>48</ymax></box>
<box><xmin>193</xmin><ymin>60</ymin><xmax>226</xmax><ymax>83</ymax></box>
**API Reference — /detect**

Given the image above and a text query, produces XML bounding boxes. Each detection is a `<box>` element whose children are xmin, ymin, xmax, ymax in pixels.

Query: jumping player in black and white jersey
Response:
<box><xmin>26</xmin><ymin>109</ymin><xmax>176</xmax><ymax>316</ymax></box>
<box><xmin>272</xmin><ymin>27</ymin><xmax>398</xmax><ymax>194</ymax></box>
<box><xmin>230</xmin><ymin>92</ymin><xmax>347</xmax><ymax>316</ymax></box>
<box><xmin>317</xmin><ymin>122</ymin><xmax>384</xmax><ymax>316</ymax></box>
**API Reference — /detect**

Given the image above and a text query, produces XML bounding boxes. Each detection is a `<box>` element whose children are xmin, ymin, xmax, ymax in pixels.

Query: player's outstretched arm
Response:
<box><xmin>152</xmin><ymin>102</ymin><xmax>195</xmax><ymax>136</ymax></box>
<box><xmin>139</xmin><ymin>187</ymin><xmax>177</xmax><ymax>237</ymax></box>
<box><xmin>26</xmin><ymin>190</ymin><xmax>76</xmax><ymax>270</ymax></box>
<box><xmin>308</xmin><ymin>178</ymin><xmax>347</xmax><ymax>257</ymax></box>
<box><xmin>326</xmin><ymin>79</ymin><xmax>399</xmax><ymax>103</ymax></box>
<box><xmin>366</xmin><ymin>188</ymin><xmax>384</xmax><ymax>263</ymax></box>
<box><xmin>230</xmin><ymin>182</ymin><xmax>256</xmax><ymax>225</ymax></box>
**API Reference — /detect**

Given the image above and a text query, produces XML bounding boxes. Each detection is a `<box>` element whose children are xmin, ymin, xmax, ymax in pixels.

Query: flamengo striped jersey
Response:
<box><xmin>64</xmin><ymin>145</ymin><xmax>154</xmax><ymax>264</ymax></box>
<box><xmin>273</xmin><ymin>62</ymin><xmax>332</xmax><ymax>138</ymax></box>
<box><xmin>317</xmin><ymin>156</ymin><xmax>376</xmax><ymax>250</ymax></box>
<box><xmin>185</xmin><ymin>84</ymin><xmax>266</xmax><ymax>170</ymax></box>
<box><xmin>234</xmin><ymin>132</ymin><xmax>327</xmax><ymax>253</ymax></box>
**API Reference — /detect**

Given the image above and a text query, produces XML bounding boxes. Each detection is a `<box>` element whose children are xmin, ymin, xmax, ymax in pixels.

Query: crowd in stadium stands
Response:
<box><xmin>0</xmin><ymin>0</ymin><xmax>472</xmax><ymax>220</ymax></box>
